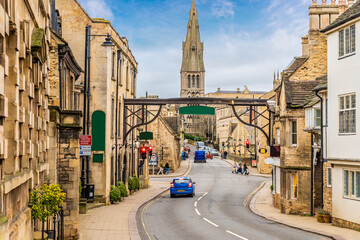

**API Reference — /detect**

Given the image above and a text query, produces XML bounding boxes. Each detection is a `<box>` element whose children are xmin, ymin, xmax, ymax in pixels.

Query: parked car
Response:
<box><xmin>197</xmin><ymin>142</ymin><xmax>205</xmax><ymax>149</ymax></box>
<box><xmin>211</xmin><ymin>149</ymin><xmax>219</xmax><ymax>156</ymax></box>
<box><xmin>170</xmin><ymin>177</ymin><xmax>195</xmax><ymax>198</ymax></box>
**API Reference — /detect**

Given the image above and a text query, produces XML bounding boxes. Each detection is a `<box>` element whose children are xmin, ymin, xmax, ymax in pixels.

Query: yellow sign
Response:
<box><xmin>259</xmin><ymin>148</ymin><xmax>268</xmax><ymax>154</ymax></box>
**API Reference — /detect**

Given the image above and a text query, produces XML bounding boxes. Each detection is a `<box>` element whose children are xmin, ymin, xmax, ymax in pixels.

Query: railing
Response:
<box><xmin>33</xmin><ymin>206</ymin><xmax>64</xmax><ymax>240</ymax></box>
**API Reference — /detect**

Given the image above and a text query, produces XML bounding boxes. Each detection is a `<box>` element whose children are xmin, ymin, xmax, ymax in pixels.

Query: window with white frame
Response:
<box><xmin>339</xmin><ymin>25</ymin><xmax>356</xmax><ymax>57</ymax></box>
<box><xmin>290</xmin><ymin>120</ymin><xmax>297</xmax><ymax>146</ymax></box>
<box><xmin>290</xmin><ymin>173</ymin><xmax>297</xmax><ymax>199</ymax></box>
<box><xmin>327</xmin><ymin>167</ymin><xmax>332</xmax><ymax>187</ymax></box>
<box><xmin>305</xmin><ymin>108</ymin><xmax>321</xmax><ymax>129</ymax></box>
<box><xmin>343</xmin><ymin>169</ymin><xmax>360</xmax><ymax>199</ymax></box>
<box><xmin>339</xmin><ymin>93</ymin><xmax>356</xmax><ymax>133</ymax></box>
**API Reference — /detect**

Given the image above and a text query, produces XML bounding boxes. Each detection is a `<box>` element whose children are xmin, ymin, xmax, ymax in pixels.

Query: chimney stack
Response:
<box><xmin>339</xmin><ymin>0</ymin><xmax>346</xmax><ymax>15</ymax></box>
<box><xmin>312</xmin><ymin>0</ymin><xmax>317</xmax><ymax>5</ymax></box>
<box><xmin>237</xmin><ymin>88</ymin><xmax>240</xmax><ymax>93</ymax></box>
<box><xmin>217</xmin><ymin>88</ymin><xmax>220</xmax><ymax>92</ymax></box>
<box><xmin>331</xmin><ymin>0</ymin><xmax>336</xmax><ymax>5</ymax></box>
<box><xmin>349</xmin><ymin>0</ymin><xmax>355</xmax><ymax>8</ymax></box>
<box><xmin>322</xmin><ymin>0</ymin><xmax>327</xmax><ymax>5</ymax></box>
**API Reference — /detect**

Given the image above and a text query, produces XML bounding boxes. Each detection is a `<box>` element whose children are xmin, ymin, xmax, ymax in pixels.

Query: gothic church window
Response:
<box><xmin>192</xmin><ymin>75</ymin><xmax>195</xmax><ymax>87</ymax></box>
<box><xmin>196</xmin><ymin>75</ymin><xmax>199</xmax><ymax>88</ymax></box>
<box><xmin>188</xmin><ymin>75</ymin><xmax>191</xmax><ymax>88</ymax></box>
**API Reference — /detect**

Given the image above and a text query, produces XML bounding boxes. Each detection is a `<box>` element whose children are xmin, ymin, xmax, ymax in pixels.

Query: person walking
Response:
<box><xmin>224</xmin><ymin>151</ymin><xmax>228</xmax><ymax>160</ymax></box>
<box><xmin>232</xmin><ymin>162</ymin><xmax>237</xmax><ymax>173</ymax></box>
<box><xmin>238</xmin><ymin>162</ymin><xmax>243</xmax><ymax>175</ymax></box>
<box><xmin>243</xmin><ymin>161</ymin><xmax>249</xmax><ymax>175</ymax></box>
<box><xmin>157</xmin><ymin>165</ymin><xmax>164</xmax><ymax>175</ymax></box>
<box><xmin>165</xmin><ymin>162</ymin><xmax>170</xmax><ymax>175</ymax></box>
<box><xmin>221</xmin><ymin>151</ymin><xmax>224</xmax><ymax>159</ymax></box>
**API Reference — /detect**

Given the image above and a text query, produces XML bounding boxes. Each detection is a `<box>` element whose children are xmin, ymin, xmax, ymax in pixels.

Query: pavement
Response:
<box><xmin>78</xmin><ymin>154</ymin><xmax>192</xmax><ymax>240</ymax></box>
<box><xmin>250</xmin><ymin>181</ymin><xmax>360</xmax><ymax>240</ymax></box>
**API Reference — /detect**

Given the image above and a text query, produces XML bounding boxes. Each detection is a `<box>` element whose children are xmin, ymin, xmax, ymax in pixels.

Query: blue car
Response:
<box><xmin>170</xmin><ymin>177</ymin><xmax>195</xmax><ymax>198</ymax></box>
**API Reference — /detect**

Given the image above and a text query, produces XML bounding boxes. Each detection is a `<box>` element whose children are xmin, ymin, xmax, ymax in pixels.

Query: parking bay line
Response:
<box><xmin>226</xmin><ymin>230</ymin><xmax>248</xmax><ymax>240</ymax></box>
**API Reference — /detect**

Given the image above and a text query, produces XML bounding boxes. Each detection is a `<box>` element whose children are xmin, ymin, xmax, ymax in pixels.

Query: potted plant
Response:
<box><xmin>315</xmin><ymin>208</ymin><xmax>325</xmax><ymax>223</ymax></box>
<box><xmin>323</xmin><ymin>212</ymin><xmax>332</xmax><ymax>223</ymax></box>
<box><xmin>29</xmin><ymin>184</ymin><xmax>66</xmax><ymax>240</ymax></box>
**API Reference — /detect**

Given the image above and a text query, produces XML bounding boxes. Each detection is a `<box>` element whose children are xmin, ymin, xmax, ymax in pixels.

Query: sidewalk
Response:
<box><xmin>223</xmin><ymin>159</ymin><xmax>271</xmax><ymax>178</ymax></box>
<box><xmin>78</xmin><ymin>181</ymin><xmax>169</xmax><ymax>240</ymax></box>
<box><xmin>250</xmin><ymin>181</ymin><xmax>360</xmax><ymax>240</ymax></box>
<box><xmin>150</xmin><ymin>151</ymin><xmax>192</xmax><ymax>178</ymax></box>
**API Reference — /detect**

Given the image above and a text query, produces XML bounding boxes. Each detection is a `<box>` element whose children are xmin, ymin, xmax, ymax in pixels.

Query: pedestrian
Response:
<box><xmin>224</xmin><ymin>151</ymin><xmax>228</xmax><ymax>159</ymax></box>
<box><xmin>244</xmin><ymin>161</ymin><xmax>249</xmax><ymax>175</ymax></box>
<box><xmin>238</xmin><ymin>162</ymin><xmax>243</xmax><ymax>174</ymax></box>
<box><xmin>181</xmin><ymin>151</ymin><xmax>186</xmax><ymax>160</ymax></box>
<box><xmin>221</xmin><ymin>152</ymin><xmax>224</xmax><ymax>159</ymax></box>
<box><xmin>232</xmin><ymin>162</ymin><xmax>237</xmax><ymax>173</ymax></box>
<box><xmin>165</xmin><ymin>162</ymin><xmax>170</xmax><ymax>175</ymax></box>
<box><xmin>157</xmin><ymin>165</ymin><xmax>164</xmax><ymax>175</ymax></box>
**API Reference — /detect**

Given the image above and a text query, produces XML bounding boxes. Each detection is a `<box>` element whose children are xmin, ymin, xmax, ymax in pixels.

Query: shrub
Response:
<box><xmin>110</xmin><ymin>185</ymin><xmax>121</xmax><ymax>203</ymax></box>
<box><xmin>30</xmin><ymin>184</ymin><xmax>66</xmax><ymax>222</ymax></box>
<box><xmin>270</xmin><ymin>185</ymin><xmax>273</xmax><ymax>191</ymax></box>
<box><xmin>184</xmin><ymin>133</ymin><xmax>203</xmax><ymax>141</ymax></box>
<box><xmin>128</xmin><ymin>177</ymin><xmax>134</xmax><ymax>191</ymax></box>
<box><xmin>117</xmin><ymin>181</ymin><xmax>127</xmax><ymax>198</ymax></box>
<box><xmin>133</xmin><ymin>174</ymin><xmax>140</xmax><ymax>190</ymax></box>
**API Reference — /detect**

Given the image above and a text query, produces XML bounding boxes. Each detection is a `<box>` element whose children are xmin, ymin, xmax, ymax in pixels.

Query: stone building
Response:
<box><xmin>56</xmin><ymin>0</ymin><xmax>138</xmax><ymax>204</ymax></box>
<box><xmin>180</xmin><ymin>0</ymin><xmax>205</xmax><ymax>136</ymax></box>
<box><xmin>0</xmin><ymin>0</ymin><xmax>53</xmax><ymax>239</ymax></box>
<box><xmin>208</xmin><ymin>87</ymin><xmax>267</xmax><ymax>159</ymax></box>
<box><xmin>273</xmin><ymin>0</ymin><xmax>342</xmax><ymax>215</ymax></box>
<box><xmin>47</xmin><ymin>1</ymin><xmax>84</xmax><ymax>237</ymax></box>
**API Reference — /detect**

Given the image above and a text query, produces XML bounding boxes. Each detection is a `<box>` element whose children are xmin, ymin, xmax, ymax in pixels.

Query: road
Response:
<box><xmin>137</xmin><ymin>156</ymin><xmax>330</xmax><ymax>240</ymax></box>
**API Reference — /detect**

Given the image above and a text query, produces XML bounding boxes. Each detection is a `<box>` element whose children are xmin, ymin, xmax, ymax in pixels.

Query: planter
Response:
<box><xmin>323</xmin><ymin>215</ymin><xmax>332</xmax><ymax>223</ymax></box>
<box><xmin>316</xmin><ymin>215</ymin><xmax>325</xmax><ymax>223</ymax></box>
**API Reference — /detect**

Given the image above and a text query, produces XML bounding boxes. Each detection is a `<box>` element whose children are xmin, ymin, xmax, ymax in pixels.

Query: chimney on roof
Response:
<box><xmin>312</xmin><ymin>0</ymin><xmax>317</xmax><ymax>5</ymax></box>
<box><xmin>322</xmin><ymin>0</ymin><xmax>327</xmax><ymax>5</ymax></box>
<box><xmin>217</xmin><ymin>88</ymin><xmax>220</xmax><ymax>92</ymax></box>
<box><xmin>339</xmin><ymin>0</ymin><xmax>346</xmax><ymax>15</ymax></box>
<box><xmin>237</xmin><ymin>88</ymin><xmax>240</xmax><ymax>93</ymax></box>
<box><xmin>348</xmin><ymin>0</ymin><xmax>355</xmax><ymax>8</ymax></box>
<box><xmin>331</xmin><ymin>0</ymin><xmax>336</xmax><ymax>5</ymax></box>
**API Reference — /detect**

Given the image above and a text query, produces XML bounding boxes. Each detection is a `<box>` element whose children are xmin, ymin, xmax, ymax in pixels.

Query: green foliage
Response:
<box><xmin>128</xmin><ymin>177</ymin><xmax>134</xmax><ymax>190</ymax></box>
<box><xmin>184</xmin><ymin>133</ymin><xmax>203</xmax><ymax>141</ymax></box>
<box><xmin>29</xmin><ymin>184</ymin><xmax>66</xmax><ymax>222</ymax></box>
<box><xmin>110</xmin><ymin>185</ymin><xmax>121</xmax><ymax>203</ymax></box>
<box><xmin>270</xmin><ymin>185</ymin><xmax>273</xmax><ymax>191</ymax></box>
<box><xmin>133</xmin><ymin>174</ymin><xmax>140</xmax><ymax>190</ymax></box>
<box><xmin>117</xmin><ymin>181</ymin><xmax>127</xmax><ymax>198</ymax></box>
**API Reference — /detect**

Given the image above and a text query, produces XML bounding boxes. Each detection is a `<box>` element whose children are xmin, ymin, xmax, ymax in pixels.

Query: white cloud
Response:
<box><xmin>78</xmin><ymin>0</ymin><xmax>114</xmax><ymax>20</ymax></box>
<box><xmin>211</xmin><ymin>0</ymin><xmax>235</xmax><ymax>18</ymax></box>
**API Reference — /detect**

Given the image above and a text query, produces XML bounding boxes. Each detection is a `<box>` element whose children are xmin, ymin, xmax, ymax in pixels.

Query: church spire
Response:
<box><xmin>181</xmin><ymin>0</ymin><xmax>205</xmax><ymax>72</ymax></box>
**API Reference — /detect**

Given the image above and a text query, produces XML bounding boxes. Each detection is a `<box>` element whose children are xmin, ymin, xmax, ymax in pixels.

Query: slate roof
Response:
<box><xmin>303</xmin><ymin>75</ymin><xmax>328</xmax><ymax>108</ymax></box>
<box><xmin>283</xmin><ymin>57</ymin><xmax>308</xmax><ymax>75</ymax></box>
<box><xmin>285</xmin><ymin>79</ymin><xmax>322</xmax><ymax>108</ymax></box>
<box><xmin>322</xmin><ymin>2</ymin><xmax>360</xmax><ymax>32</ymax></box>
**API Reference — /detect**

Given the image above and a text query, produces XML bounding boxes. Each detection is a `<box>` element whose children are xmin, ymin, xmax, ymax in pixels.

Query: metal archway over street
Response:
<box><xmin>123</xmin><ymin>97</ymin><xmax>274</xmax><ymax>146</ymax></box>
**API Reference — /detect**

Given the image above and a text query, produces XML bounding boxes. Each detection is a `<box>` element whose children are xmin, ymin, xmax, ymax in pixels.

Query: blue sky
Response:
<box><xmin>78</xmin><ymin>0</ymin><xmax>311</xmax><ymax>98</ymax></box>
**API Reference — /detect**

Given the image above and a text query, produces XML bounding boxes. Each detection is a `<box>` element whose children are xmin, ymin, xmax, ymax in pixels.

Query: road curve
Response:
<box><xmin>137</xmin><ymin>157</ymin><xmax>330</xmax><ymax>240</ymax></box>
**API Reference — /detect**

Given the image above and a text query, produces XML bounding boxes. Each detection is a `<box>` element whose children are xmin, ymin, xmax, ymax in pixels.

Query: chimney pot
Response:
<box><xmin>217</xmin><ymin>88</ymin><xmax>220</xmax><ymax>92</ymax></box>
<box><xmin>237</xmin><ymin>88</ymin><xmax>240</xmax><ymax>92</ymax></box>
<box><xmin>322</xmin><ymin>0</ymin><xmax>326</xmax><ymax>5</ymax></box>
<box><xmin>312</xmin><ymin>0</ymin><xmax>317</xmax><ymax>5</ymax></box>
<box><xmin>331</xmin><ymin>0</ymin><xmax>336</xmax><ymax>5</ymax></box>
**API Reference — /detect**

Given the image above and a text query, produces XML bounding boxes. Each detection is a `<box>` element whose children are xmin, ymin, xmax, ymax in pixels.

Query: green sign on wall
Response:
<box><xmin>140</xmin><ymin>132</ymin><xmax>153</xmax><ymax>140</ymax></box>
<box><xmin>179</xmin><ymin>106</ymin><xmax>215</xmax><ymax>115</ymax></box>
<box><xmin>93</xmin><ymin>154</ymin><xmax>103</xmax><ymax>163</ymax></box>
<box><xmin>92</xmin><ymin>111</ymin><xmax>106</xmax><ymax>151</ymax></box>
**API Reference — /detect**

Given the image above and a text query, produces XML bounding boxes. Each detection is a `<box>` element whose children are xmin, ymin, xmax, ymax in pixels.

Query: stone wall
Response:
<box><xmin>323</xmin><ymin>162</ymin><xmax>332</xmax><ymax>214</ymax></box>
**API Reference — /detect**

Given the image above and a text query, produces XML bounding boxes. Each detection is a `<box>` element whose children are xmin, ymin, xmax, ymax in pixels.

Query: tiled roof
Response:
<box><xmin>283</xmin><ymin>57</ymin><xmax>308</xmax><ymax>75</ymax></box>
<box><xmin>322</xmin><ymin>2</ymin><xmax>360</xmax><ymax>33</ymax></box>
<box><xmin>285</xmin><ymin>79</ymin><xmax>322</xmax><ymax>108</ymax></box>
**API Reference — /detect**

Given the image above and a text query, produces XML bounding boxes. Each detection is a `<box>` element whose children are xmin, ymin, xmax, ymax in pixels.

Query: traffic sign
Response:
<box><xmin>149</xmin><ymin>153</ymin><xmax>157</xmax><ymax>166</ymax></box>
<box><xmin>80</xmin><ymin>145</ymin><xmax>91</xmax><ymax>156</ymax></box>
<box><xmin>80</xmin><ymin>135</ymin><xmax>92</xmax><ymax>145</ymax></box>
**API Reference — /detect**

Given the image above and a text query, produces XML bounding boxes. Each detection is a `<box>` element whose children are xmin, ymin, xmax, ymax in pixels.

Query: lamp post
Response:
<box><xmin>81</xmin><ymin>25</ymin><xmax>115</xmax><ymax>198</ymax></box>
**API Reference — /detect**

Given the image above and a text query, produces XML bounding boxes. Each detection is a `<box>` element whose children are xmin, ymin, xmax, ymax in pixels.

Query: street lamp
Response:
<box><xmin>81</xmin><ymin>24</ymin><xmax>115</xmax><ymax>199</ymax></box>
<box><xmin>135</xmin><ymin>138</ymin><xmax>141</xmax><ymax>149</ymax></box>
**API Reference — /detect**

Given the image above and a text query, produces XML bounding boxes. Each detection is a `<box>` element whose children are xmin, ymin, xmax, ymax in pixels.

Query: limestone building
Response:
<box><xmin>0</xmin><ymin>0</ymin><xmax>53</xmax><ymax>239</ymax></box>
<box><xmin>57</xmin><ymin>0</ymin><xmax>138</xmax><ymax>204</ymax></box>
<box><xmin>272</xmin><ymin>0</ymin><xmax>342</xmax><ymax>215</ymax></box>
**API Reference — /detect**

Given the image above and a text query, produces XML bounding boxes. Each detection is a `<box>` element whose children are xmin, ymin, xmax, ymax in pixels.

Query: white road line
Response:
<box><xmin>197</xmin><ymin>196</ymin><xmax>203</xmax><ymax>201</ymax></box>
<box><xmin>203</xmin><ymin>217</ymin><xmax>219</xmax><ymax>227</ymax></box>
<box><xmin>194</xmin><ymin>201</ymin><xmax>197</xmax><ymax>207</ymax></box>
<box><xmin>203</xmin><ymin>192</ymin><xmax>208</xmax><ymax>196</ymax></box>
<box><xmin>209</xmin><ymin>162</ymin><xmax>213</xmax><ymax>166</ymax></box>
<box><xmin>195</xmin><ymin>208</ymin><xmax>201</xmax><ymax>216</ymax></box>
<box><xmin>226</xmin><ymin>230</ymin><xmax>248</xmax><ymax>240</ymax></box>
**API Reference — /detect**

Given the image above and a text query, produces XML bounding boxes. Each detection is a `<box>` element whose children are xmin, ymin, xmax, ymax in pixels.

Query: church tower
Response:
<box><xmin>180</xmin><ymin>0</ymin><xmax>205</xmax><ymax>97</ymax></box>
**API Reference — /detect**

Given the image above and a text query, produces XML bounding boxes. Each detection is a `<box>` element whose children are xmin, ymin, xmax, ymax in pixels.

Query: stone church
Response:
<box><xmin>180</xmin><ymin>0</ymin><xmax>205</xmax><ymax>98</ymax></box>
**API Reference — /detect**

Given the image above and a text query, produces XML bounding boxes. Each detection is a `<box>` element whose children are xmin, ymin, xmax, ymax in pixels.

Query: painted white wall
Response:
<box><xmin>327</xmin><ymin>21</ymin><xmax>360</xmax><ymax>160</ymax></box>
<box><xmin>332</xmin><ymin>166</ymin><xmax>360</xmax><ymax>224</ymax></box>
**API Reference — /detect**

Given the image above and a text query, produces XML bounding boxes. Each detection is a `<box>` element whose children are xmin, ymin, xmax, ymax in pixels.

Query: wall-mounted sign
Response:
<box><xmin>258</xmin><ymin>148</ymin><xmax>268</xmax><ymax>154</ymax></box>
<box><xmin>80</xmin><ymin>135</ymin><xmax>92</xmax><ymax>156</ymax></box>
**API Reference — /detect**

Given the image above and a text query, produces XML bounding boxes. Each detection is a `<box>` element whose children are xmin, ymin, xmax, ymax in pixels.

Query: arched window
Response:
<box><xmin>192</xmin><ymin>75</ymin><xmax>195</xmax><ymax>87</ymax></box>
<box><xmin>196</xmin><ymin>75</ymin><xmax>200</xmax><ymax>88</ymax></box>
<box><xmin>188</xmin><ymin>75</ymin><xmax>191</xmax><ymax>88</ymax></box>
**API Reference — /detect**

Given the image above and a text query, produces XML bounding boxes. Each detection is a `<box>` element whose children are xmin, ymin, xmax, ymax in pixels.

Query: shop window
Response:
<box><xmin>290</xmin><ymin>120</ymin><xmax>297</xmax><ymax>146</ymax></box>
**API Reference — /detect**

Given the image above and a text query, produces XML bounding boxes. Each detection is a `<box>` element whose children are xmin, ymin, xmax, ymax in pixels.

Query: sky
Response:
<box><xmin>78</xmin><ymin>0</ymin><xmax>312</xmax><ymax>98</ymax></box>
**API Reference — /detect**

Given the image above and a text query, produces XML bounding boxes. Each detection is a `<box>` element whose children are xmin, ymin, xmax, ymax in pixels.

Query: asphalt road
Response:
<box><xmin>137</xmin><ymin>156</ymin><xmax>330</xmax><ymax>240</ymax></box>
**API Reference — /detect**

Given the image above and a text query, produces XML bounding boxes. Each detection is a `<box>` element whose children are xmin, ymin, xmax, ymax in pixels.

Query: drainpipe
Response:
<box><xmin>310</xmin><ymin>133</ymin><xmax>314</xmax><ymax>215</ymax></box>
<box><xmin>59</xmin><ymin>58</ymin><xmax>63</xmax><ymax>110</ymax></box>
<box><xmin>315</xmin><ymin>90</ymin><xmax>324</xmax><ymax>208</ymax></box>
<box><xmin>86</xmin><ymin>26</ymin><xmax>91</xmax><ymax>185</ymax></box>
<box><xmin>115</xmin><ymin>50</ymin><xmax>121</xmax><ymax>185</ymax></box>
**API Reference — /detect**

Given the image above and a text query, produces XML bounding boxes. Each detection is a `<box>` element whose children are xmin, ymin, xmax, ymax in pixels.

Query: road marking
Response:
<box><xmin>197</xmin><ymin>196</ymin><xmax>203</xmax><ymax>201</ymax></box>
<box><xmin>209</xmin><ymin>162</ymin><xmax>213</xmax><ymax>166</ymax></box>
<box><xmin>195</xmin><ymin>208</ymin><xmax>201</xmax><ymax>216</ymax></box>
<box><xmin>141</xmin><ymin>199</ymin><xmax>155</xmax><ymax>240</ymax></box>
<box><xmin>203</xmin><ymin>192</ymin><xmax>208</xmax><ymax>197</ymax></box>
<box><xmin>194</xmin><ymin>201</ymin><xmax>197</xmax><ymax>207</ymax></box>
<box><xmin>203</xmin><ymin>217</ymin><xmax>219</xmax><ymax>227</ymax></box>
<box><xmin>243</xmin><ymin>181</ymin><xmax>266</xmax><ymax>207</ymax></box>
<box><xmin>226</xmin><ymin>230</ymin><xmax>248</xmax><ymax>240</ymax></box>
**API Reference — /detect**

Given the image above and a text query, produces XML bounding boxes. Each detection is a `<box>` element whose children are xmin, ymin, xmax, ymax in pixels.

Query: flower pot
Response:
<box><xmin>316</xmin><ymin>215</ymin><xmax>325</xmax><ymax>223</ymax></box>
<box><xmin>323</xmin><ymin>215</ymin><xmax>331</xmax><ymax>223</ymax></box>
